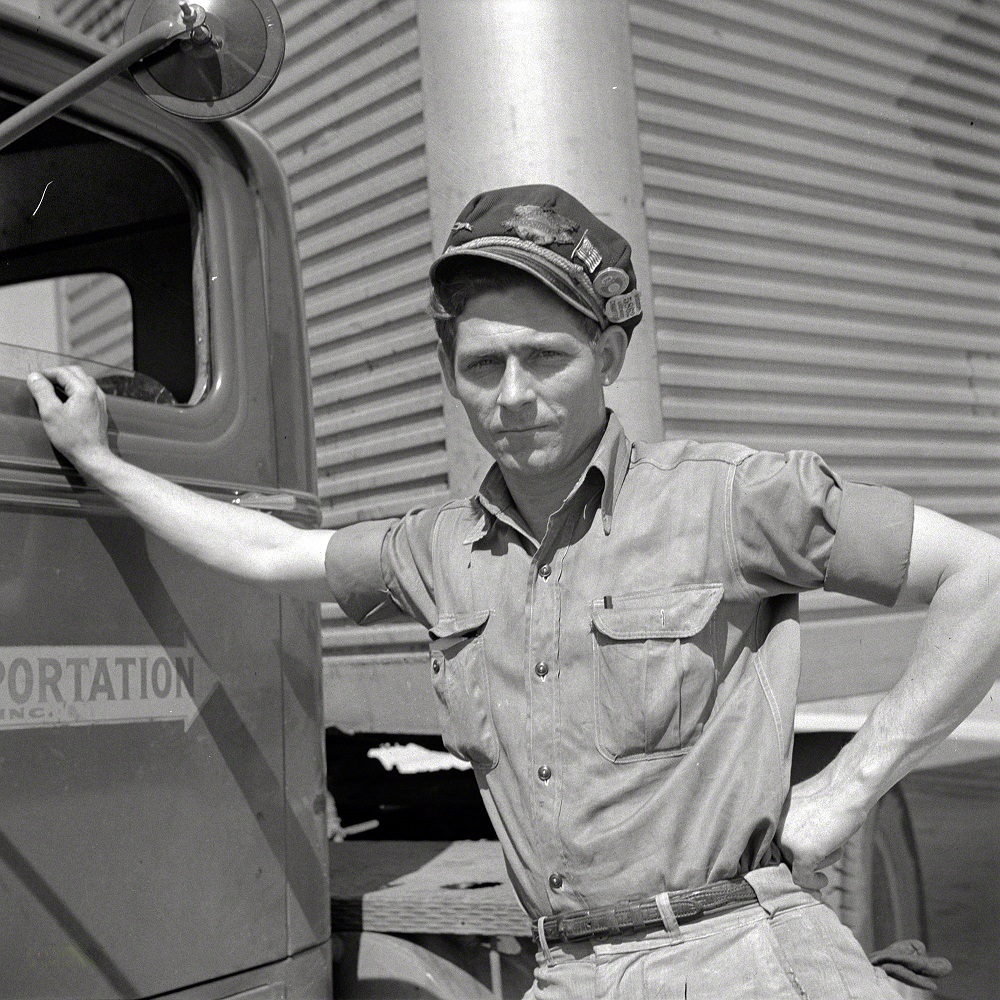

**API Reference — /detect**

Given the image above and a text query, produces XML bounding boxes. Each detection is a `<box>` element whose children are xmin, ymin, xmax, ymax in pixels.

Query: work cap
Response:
<box><xmin>429</xmin><ymin>184</ymin><xmax>642</xmax><ymax>339</ymax></box>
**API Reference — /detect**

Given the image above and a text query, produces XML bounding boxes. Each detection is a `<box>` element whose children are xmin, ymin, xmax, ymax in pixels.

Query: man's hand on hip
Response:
<box><xmin>778</xmin><ymin>769</ymin><xmax>868</xmax><ymax>893</ymax></box>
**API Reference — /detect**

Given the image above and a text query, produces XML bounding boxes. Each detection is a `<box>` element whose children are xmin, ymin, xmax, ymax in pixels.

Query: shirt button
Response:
<box><xmin>548</xmin><ymin>873</ymin><xmax>563</xmax><ymax>891</ymax></box>
<box><xmin>534</xmin><ymin>661</ymin><xmax>549</xmax><ymax>678</ymax></box>
<box><xmin>537</xmin><ymin>764</ymin><xmax>551</xmax><ymax>781</ymax></box>
<box><xmin>538</xmin><ymin>563</ymin><xmax>551</xmax><ymax>579</ymax></box>
<box><xmin>431</xmin><ymin>655</ymin><xmax>443</xmax><ymax>675</ymax></box>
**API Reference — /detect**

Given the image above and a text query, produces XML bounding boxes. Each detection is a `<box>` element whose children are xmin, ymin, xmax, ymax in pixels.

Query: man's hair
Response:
<box><xmin>428</xmin><ymin>258</ymin><xmax>602</xmax><ymax>365</ymax></box>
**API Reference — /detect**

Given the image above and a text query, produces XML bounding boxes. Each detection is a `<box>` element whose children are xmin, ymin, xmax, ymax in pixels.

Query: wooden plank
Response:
<box><xmin>329</xmin><ymin>840</ymin><xmax>531</xmax><ymax>938</ymax></box>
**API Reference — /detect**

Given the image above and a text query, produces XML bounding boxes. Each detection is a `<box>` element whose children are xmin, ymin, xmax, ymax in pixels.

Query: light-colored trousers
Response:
<box><xmin>525</xmin><ymin>864</ymin><xmax>902</xmax><ymax>999</ymax></box>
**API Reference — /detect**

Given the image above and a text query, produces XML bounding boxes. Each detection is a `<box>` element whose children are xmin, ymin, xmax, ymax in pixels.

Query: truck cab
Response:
<box><xmin>0</xmin><ymin>5</ymin><xmax>331</xmax><ymax>997</ymax></box>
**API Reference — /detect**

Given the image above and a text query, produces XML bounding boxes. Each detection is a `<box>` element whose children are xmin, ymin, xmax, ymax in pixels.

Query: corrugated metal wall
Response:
<box><xmin>631</xmin><ymin>0</ymin><xmax>1000</xmax><ymax>537</ymax></box>
<box><xmin>242</xmin><ymin>0</ymin><xmax>445</xmax><ymax>719</ymax></box>
<box><xmin>51</xmin><ymin>0</ymin><xmax>446</xmax><ymax>726</ymax></box>
<box><xmin>60</xmin><ymin>273</ymin><xmax>132</xmax><ymax>369</ymax></box>
<box><xmin>52</xmin><ymin>0</ymin><xmax>129</xmax><ymax>41</ymax></box>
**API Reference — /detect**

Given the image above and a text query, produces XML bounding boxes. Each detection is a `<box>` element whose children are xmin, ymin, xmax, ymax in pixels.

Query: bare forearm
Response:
<box><xmin>826</xmin><ymin>557</ymin><xmax>1000</xmax><ymax>811</ymax></box>
<box><xmin>27</xmin><ymin>366</ymin><xmax>333</xmax><ymax>598</ymax></box>
<box><xmin>778</xmin><ymin>508</ymin><xmax>1000</xmax><ymax>886</ymax></box>
<box><xmin>76</xmin><ymin>446</ymin><xmax>332</xmax><ymax>596</ymax></box>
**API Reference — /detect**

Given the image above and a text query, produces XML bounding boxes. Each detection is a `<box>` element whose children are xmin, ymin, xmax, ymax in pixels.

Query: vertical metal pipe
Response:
<box><xmin>418</xmin><ymin>0</ymin><xmax>664</xmax><ymax>497</ymax></box>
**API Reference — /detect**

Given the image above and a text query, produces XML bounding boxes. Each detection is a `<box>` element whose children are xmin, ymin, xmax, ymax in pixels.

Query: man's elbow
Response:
<box><xmin>904</xmin><ymin>506</ymin><xmax>1000</xmax><ymax>605</ymax></box>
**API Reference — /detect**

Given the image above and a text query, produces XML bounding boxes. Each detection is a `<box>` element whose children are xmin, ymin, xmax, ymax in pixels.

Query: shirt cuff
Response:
<box><xmin>825</xmin><ymin>482</ymin><xmax>914</xmax><ymax>606</ymax></box>
<box><xmin>324</xmin><ymin>518</ymin><xmax>402</xmax><ymax>624</ymax></box>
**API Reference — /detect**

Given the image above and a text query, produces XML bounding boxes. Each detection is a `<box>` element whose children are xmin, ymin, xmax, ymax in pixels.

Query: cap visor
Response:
<box><xmin>430</xmin><ymin>245</ymin><xmax>605</xmax><ymax>328</ymax></box>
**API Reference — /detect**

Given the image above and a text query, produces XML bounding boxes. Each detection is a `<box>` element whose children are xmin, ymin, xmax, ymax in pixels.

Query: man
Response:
<box><xmin>28</xmin><ymin>184</ymin><xmax>993</xmax><ymax>998</ymax></box>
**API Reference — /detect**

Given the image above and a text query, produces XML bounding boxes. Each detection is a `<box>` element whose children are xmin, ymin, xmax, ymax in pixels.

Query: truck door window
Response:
<box><xmin>0</xmin><ymin>94</ymin><xmax>202</xmax><ymax>404</ymax></box>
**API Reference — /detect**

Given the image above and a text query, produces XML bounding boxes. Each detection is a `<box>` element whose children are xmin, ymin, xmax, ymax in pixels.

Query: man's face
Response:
<box><xmin>441</xmin><ymin>282</ymin><xmax>626</xmax><ymax>487</ymax></box>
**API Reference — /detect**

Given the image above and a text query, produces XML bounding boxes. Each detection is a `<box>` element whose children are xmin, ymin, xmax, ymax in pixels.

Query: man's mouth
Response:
<box><xmin>497</xmin><ymin>424</ymin><xmax>546</xmax><ymax>435</ymax></box>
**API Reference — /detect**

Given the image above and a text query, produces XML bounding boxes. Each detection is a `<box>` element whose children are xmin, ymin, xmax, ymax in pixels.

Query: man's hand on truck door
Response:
<box><xmin>25</xmin><ymin>365</ymin><xmax>338</xmax><ymax>602</ymax></box>
<box><xmin>26</xmin><ymin>366</ymin><xmax>111</xmax><ymax>472</ymax></box>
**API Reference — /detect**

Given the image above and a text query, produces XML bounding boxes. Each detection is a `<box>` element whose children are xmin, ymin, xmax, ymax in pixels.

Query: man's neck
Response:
<box><xmin>501</xmin><ymin>434</ymin><xmax>603</xmax><ymax>543</ymax></box>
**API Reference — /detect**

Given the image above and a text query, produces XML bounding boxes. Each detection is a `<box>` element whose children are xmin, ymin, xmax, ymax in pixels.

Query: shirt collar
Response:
<box><xmin>595</xmin><ymin>411</ymin><xmax>632</xmax><ymax>534</ymax></box>
<box><xmin>472</xmin><ymin>410</ymin><xmax>632</xmax><ymax>541</ymax></box>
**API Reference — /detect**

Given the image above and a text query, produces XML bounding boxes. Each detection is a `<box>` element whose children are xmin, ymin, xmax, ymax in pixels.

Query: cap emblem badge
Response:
<box><xmin>604</xmin><ymin>289</ymin><xmax>642</xmax><ymax>325</ymax></box>
<box><xmin>572</xmin><ymin>232</ymin><xmax>603</xmax><ymax>273</ymax></box>
<box><xmin>503</xmin><ymin>204</ymin><xmax>579</xmax><ymax>246</ymax></box>
<box><xmin>593</xmin><ymin>267</ymin><xmax>630</xmax><ymax>298</ymax></box>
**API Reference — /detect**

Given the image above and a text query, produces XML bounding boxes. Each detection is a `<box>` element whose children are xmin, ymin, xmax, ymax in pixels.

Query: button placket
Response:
<box><xmin>528</xmin><ymin>549</ymin><xmax>560</xmax><ymax>887</ymax></box>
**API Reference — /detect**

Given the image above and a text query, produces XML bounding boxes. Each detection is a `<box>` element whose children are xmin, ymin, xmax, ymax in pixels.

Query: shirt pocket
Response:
<box><xmin>590</xmin><ymin>585</ymin><xmax>723</xmax><ymax>762</ymax></box>
<box><xmin>428</xmin><ymin>609</ymin><xmax>498</xmax><ymax>770</ymax></box>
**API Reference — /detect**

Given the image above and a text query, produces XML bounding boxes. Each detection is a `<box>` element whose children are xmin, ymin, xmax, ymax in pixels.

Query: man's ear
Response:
<box><xmin>597</xmin><ymin>325</ymin><xmax>629</xmax><ymax>386</ymax></box>
<box><xmin>438</xmin><ymin>342</ymin><xmax>459</xmax><ymax>398</ymax></box>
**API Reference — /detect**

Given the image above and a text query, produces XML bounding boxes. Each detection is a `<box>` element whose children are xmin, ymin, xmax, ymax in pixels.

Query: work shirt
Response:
<box><xmin>325</xmin><ymin>412</ymin><xmax>914</xmax><ymax>919</ymax></box>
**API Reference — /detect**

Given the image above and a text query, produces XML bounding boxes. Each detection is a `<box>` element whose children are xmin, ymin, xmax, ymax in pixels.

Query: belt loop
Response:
<box><xmin>536</xmin><ymin>917</ymin><xmax>554</xmax><ymax>964</ymax></box>
<box><xmin>653</xmin><ymin>891</ymin><xmax>683</xmax><ymax>941</ymax></box>
<box><xmin>744</xmin><ymin>864</ymin><xmax>789</xmax><ymax>918</ymax></box>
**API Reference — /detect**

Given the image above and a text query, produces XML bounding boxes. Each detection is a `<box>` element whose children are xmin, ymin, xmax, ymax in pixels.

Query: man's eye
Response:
<box><xmin>463</xmin><ymin>357</ymin><xmax>499</xmax><ymax>373</ymax></box>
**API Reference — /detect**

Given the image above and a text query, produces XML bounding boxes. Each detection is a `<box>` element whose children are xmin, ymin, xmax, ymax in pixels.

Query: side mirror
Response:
<box><xmin>125</xmin><ymin>0</ymin><xmax>284</xmax><ymax>119</ymax></box>
<box><xmin>0</xmin><ymin>0</ymin><xmax>284</xmax><ymax>151</ymax></box>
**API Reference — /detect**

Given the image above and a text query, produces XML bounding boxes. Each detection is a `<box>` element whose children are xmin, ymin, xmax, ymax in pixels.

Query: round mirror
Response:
<box><xmin>124</xmin><ymin>0</ymin><xmax>284</xmax><ymax>119</ymax></box>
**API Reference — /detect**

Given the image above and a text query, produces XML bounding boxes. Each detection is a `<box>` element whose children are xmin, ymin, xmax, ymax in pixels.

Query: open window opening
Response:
<box><xmin>0</xmin><ymin>92</ymin><xmax>204</xmax><ymax>405</ymax></box>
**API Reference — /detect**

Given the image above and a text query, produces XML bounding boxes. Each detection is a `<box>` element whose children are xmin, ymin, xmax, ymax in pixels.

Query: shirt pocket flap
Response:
<box><xmin>429</xmin><ymin>609</ymin><xmax>491</xmax><ymax>649</ymax></box>
<box><xmin>591</xmin><ymin>585</ymin><xmax>723</xmax><ymax>640</ymax></box>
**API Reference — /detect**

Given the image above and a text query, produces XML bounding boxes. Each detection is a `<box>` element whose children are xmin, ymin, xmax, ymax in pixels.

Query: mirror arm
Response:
<box><xmin>0</xmin><ymin>15</ymin><xmax>190</xmax><ymax>153</ymax></box>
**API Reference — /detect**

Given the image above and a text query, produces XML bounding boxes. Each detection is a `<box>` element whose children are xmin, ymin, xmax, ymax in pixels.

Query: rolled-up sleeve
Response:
<box><xmin>731</xmin><ymin>450</ymin><xmax>914</xmax><ymax>606</ymax></box>
<box><xmin>325</xmin><ymin>508</ymin><xmax>442</xmax><ymax>627</ymax></box>
<box><xmin>324</xmin><ymin>518</ymin><xmax>400</xmax><ymax>624</ymax></box>
<box><xmin>825</xmin><ymin>480</ymin><xmax>914</xmax><ymax>605</ymax></box>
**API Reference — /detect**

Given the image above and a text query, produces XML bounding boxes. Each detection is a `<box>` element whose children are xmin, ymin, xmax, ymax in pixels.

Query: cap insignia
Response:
<box><xmin>503</xmin><ymin>204</ymin><xmax>579</xmax><ymax>246</ymax></box>
<box><xmin>572</xmin><ymin>232</ymin><xmax>602</xmax><ymax>273</ymax></box>
<box><xmin>593</xmin><ymin>267</ymin><xmax>630</xmax><ymax>298</ymax></box>
<box><xmin>604</xmin><ymin>289</ymin><xmax>641</xmax><ymax>325</ymax></box>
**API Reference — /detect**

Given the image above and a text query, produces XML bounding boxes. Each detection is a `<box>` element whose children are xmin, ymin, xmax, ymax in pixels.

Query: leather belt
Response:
<box><xmin>532</xmin><ymin>876</ymin><xmax>757</xmax><ymax>945</ymax></box>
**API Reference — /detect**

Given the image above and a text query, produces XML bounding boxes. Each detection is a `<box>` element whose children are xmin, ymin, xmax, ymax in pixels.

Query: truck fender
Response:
<box><xmin>331</xmin><ymin>931</ymin><xmax>494</xmax><ymax>1000</ymax></box>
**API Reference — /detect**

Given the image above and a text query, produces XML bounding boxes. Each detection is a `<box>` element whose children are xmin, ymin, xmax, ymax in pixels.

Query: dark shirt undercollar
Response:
<box><xmin>472</xmin><ymin>411</ymin><xmax>632</xmax><ymax>542</ymax></box>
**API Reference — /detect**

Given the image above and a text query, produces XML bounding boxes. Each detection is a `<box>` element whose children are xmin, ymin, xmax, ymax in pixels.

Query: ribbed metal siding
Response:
<box><xmin>247</xmin><ymin>1</ymin><xmax>443</xmax><ymax>518</ymax></box>
<box><xmin>631</xmin><ymin>0</ymin><xmax>1000</xmax><ymax>535</ymax></box>
<box><xmin>51</xmin><ymin>0</ymin><xmax>445</xmax><ymax>720</ymax></box>
<box><xmin>60</xmin><ymin>274</ymin><xmax>132</xmax><ymax>369</ymax></box>
<box><xmin>244</xmin><ymin>0</ymin><xmax>443</xmax><ymax>713</ymax></box>
<box><xmin>53</xmin><ymin>0</ymin><xmax>129</xmax><ymax>42</ymax></box>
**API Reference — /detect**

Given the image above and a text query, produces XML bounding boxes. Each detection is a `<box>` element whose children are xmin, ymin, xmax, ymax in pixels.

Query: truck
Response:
<box><xmin>0</xmin><ymin>2</ymin><xmax>332</xmax><ymax>997</ymax></box>
<box><xmin>2</xmin><ymin>1</ymin><xmax>998</xmax><ymax>998</ymax></box>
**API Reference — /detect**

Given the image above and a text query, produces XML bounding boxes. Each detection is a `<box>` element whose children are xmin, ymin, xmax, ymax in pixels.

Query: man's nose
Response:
<box><xmin>497</xmin><ymin>358</ymin><xmax>534</xmax><ymax>408</ymax></box>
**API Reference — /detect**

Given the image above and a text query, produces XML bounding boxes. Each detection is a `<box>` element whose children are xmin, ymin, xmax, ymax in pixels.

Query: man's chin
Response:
<box><xmin>496</xmin><ymin>448</ymin><xmax>550</xmax><ymax>476</ymax></box>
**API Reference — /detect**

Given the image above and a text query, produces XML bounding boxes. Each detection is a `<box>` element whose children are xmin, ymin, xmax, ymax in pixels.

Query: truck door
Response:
<box><xmin>0</xmin><ymin>11</ymin><xmax>328</xmax><ymax>999</ymax></box>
